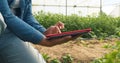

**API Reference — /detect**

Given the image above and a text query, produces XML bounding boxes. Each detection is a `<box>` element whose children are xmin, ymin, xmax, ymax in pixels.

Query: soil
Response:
<box><xmin>32</xmin><ymin>38</ymin><xmax>120</xmax><ymax>63</ymax></box>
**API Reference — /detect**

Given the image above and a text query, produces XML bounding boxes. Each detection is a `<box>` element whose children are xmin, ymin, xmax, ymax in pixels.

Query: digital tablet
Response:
<box><xmin>46</xmin><ymin>28</ymin><xmax>91</xmax><ymax>40</ymax></box>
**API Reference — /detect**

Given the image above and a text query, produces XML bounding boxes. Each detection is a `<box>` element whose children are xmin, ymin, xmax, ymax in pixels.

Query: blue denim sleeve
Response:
<box><xmin>23</xmin><ymin>0</ymin><xmax>46</xmax><ymax>33</ymax></box>
<box><xmin>0</xmin><ymin>0</ymin><xmax>45</xmax><ymax>44</ymax></box>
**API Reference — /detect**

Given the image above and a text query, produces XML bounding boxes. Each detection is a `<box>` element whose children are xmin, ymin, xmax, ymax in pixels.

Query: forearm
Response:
<box><xmin>4</xmin><ymin>14</ymin><xmax>45</xmax><ymax>44</ymax></box>
<box><xmin>24</xmin><ymin>14</ymin><xmax>46</xmax><ymax>33</ymax></box>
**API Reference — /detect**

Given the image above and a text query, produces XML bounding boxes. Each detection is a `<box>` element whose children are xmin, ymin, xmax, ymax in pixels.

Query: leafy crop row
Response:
<box><xmin>92</xmin><ymin>41</ymin><xmax>120</xmax><ymax>63</ymax></box>
<box><xmin>34</xmin><ymin>11</ymin><xmax>120</xmax><ymax>38</ymax></box>
<box><xmin>42</xmin><ymin>53</ymin><xmax>74</xmax><ymax>63</ymax></box>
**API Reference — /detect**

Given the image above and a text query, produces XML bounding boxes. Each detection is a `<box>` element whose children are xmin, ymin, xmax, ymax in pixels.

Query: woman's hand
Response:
<box><xmin>41</xmin><ymin>21</ymin><xmax>71</xmax><ymax>47</ymax></box>
<box><xmin>40</xmin><ymin>21</ymin><xmax>81</xmax><ymax>47</ymax></box>
<box><xmin>44</xmin><ymin>21</ymin><xmax>64</xmax><ymax>35</ymax></box>
<box><xmin>39</xmin><ymin>36</ymin><xmax>72</xmax><ymax>47</ymax></box>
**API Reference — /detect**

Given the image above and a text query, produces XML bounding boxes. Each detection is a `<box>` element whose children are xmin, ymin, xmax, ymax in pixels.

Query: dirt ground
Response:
<box><xmin>33</xmin><ymin>38</ymin><xmax>119</xmax><ymax>63</ymax></box>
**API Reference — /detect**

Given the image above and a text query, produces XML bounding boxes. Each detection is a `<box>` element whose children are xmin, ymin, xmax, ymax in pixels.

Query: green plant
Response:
<box><xmin>50</xmin><ymin>59</ymin><xmax>61</xmax><ymax>63</ymax></box>
<box><xmin>42</xmin><ymin>53</ymin><xmax>50</xmax><ymax>62</ymax></box>
<box><xmin>114</xmin><ymin>27</ymin><xmax>120</xmax><ymax>37</ymax></box>
<box><xmin>61</xmin><ymin>54</ymin><xmax>74</xmax><ymax>63</ymax></box>
<box><xmin>92</xmin><ymin>41</ymin><xmax>120</xmax><ymax>63</ymax></box>
<box><xmin>103</xmin><ymin>43</ymin><xmax>112</xmax><ymax>49</ymax></box>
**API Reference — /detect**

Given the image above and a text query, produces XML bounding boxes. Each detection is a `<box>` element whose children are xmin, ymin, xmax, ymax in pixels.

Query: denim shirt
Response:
<box><xmin>0</xmin><ymin>0</ymin><xmax>46</xmax><ymax>44</ymax></box>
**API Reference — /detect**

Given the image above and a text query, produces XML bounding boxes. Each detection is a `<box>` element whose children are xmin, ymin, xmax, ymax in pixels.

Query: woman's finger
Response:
<box><xmin>55</xmin><ymin>21</ymin><xmax>64</xmax><ymax>29</ymax></box>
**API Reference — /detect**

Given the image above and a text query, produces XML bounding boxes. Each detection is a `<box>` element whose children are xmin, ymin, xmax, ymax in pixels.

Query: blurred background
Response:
<box><xmin>32</xmin><ymin>1</ymin><xmax>120</xmax><ymax>63</ymax></box>
<box><xmin>32</xmin><ymin>0</ymin><xmax>120</xmax><ymax>17</ymax></box>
